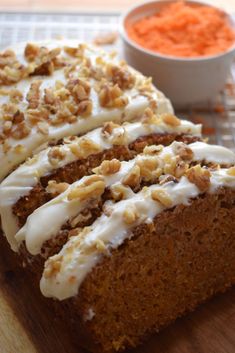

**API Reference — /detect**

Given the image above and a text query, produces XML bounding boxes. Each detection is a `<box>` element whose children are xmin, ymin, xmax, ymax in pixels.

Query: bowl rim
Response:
<box><xmin>119</xmin><ymin>0</ymin><xmax>235</xmax><ymax>62</ymax></box>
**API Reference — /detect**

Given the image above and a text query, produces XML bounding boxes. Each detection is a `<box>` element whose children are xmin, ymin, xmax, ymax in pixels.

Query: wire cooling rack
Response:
<box><xmin>0</xmin><ymin>11</ymin><xmax>235</xmax><ymax>150</ymax></box>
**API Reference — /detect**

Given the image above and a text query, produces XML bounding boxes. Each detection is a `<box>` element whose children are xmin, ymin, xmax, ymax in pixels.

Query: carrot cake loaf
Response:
<box><xmin>0</xmin><ymin>41</ymin><xmax>235</xmax><ymax>353</ymax></box>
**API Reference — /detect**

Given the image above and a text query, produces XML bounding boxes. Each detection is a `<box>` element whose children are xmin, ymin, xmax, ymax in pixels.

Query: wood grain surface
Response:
<box><xmin>0</xmin><ymin>237</ymin><xmax>235</xmax><ymax>353</ymax></box>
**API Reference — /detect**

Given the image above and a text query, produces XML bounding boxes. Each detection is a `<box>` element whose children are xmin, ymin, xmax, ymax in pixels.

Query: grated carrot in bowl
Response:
<box><xmin>126</xmin><ymin>1</ymin><xmax>235</xmax><ymax>58</ymax></box>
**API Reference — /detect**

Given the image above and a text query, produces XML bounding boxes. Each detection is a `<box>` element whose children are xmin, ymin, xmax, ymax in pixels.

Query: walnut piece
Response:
<box><xmin>95</xmin><ymin>159</ymin><xmax>121</xmax><ymax>175</ymax></box>
<box><xmin>67</xmin><ymin>177</ymin><xmax>105</xmax><ymax>201</ymax></box>
<box><xmin>162</xmin><ymin>113</ymin><xmax>181</xmax><ymax>127</ymax></box>
<box><xmin>151</xmin><ymin>189</ymin><xmax>173</xmax><ymax>207</ymax></box>
<box><xmin>122</xmin><ymin>165</ymin><xmax>141</xmax><ymax>188</ymax></box>
<box><xmin>186</xmin><ymin>165</ymin><xmax>211</xmax><ymax>192</ymax></box>
<box><xmin>123</xmin><ymin>205</ymin><xmax>138</xmax><ymax>224</ymax></box>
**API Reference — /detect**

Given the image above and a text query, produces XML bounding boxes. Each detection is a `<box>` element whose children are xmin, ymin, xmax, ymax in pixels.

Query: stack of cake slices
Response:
<box><xmin>0</xmin><ymin>41</ymin><xmax>235</xmax><ymax>353</ymax></box>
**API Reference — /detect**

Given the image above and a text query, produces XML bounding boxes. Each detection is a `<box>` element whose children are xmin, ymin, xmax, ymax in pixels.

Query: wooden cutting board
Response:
<box><xmin>0</xmin><ymin>237</ymin><xmax>235</xmax><ymax>353</ymax></box>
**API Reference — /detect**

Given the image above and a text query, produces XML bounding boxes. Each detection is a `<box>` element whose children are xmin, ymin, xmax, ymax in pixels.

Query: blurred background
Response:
<box><xmin>0</xmin><ymin>0</ymin><xmax>235</xmax><ymax>12</ymax></box>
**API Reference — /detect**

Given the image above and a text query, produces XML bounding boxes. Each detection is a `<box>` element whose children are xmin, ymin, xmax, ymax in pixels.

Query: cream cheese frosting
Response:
<box><xmin>40</xmin><ymin>167</ymin><xmax>235</xmax><ymax>300</ymax></box>
<box><xmin>11</xmin><ymin>141</ymin><xmax>235</xmax><ymax>254</ymax></box>
<box><xmin>0</xmin><ymin>118</ymin><xmax>202</xmax><ymax>251</ymax></box>
<box><xmin>0</xmin><ymin>40</ymin><xmax>173</xmax><ymax>181</ymax></box>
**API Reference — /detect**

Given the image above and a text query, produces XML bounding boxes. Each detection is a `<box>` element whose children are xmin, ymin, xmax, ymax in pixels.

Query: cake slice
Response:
<box><xmin>39</xmin><ymin>165</ymin><xmax>235</xmax><ymax>352</ymax></box>
<box><xmin>0</xmin><ymin>40</ymin><xmax>235</xmax><ymax>353</ymax></box>
<box><xmin>0</xmin><ymin>112</ymin><xmax>201</xmax><ymax>248</ymax></box>
<box><xmin>0</xmin><ymin>40</ymin><xmax>173</xmax><ymax>181</ymax></box>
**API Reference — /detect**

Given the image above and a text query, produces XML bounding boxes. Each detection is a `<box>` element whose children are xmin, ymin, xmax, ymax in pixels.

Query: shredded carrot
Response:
<box><xmin>127</xmin><ymin>1</ymin><xmax>235</xmax><ymax>58</ymax></box>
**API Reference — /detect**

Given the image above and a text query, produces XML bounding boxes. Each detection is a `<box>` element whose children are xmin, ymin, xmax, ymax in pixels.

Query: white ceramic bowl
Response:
<box><xmin>120</xmin><ymin>0</ymin><xmax>235</xmax><ymax>107</ymax></box>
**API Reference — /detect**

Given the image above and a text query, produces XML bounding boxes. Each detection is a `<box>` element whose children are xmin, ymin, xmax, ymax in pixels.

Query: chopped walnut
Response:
<box><xmin>46</xmin><ymin>180</ymin><xmax>69</xmax><ymax>196</ymax></box>
<box><xmin>122</xmin><ymin>165</ymin><xmax>141</xmax><ymax>188</ymax></box>
<box><xmin>31</xmin><ymin>60</ymin><xmax>54</xmax><ymax>76</ymax></box>
<box><xmin>151</xmin><ymin>188</ymin><xmax>173</xmax><ymax>207</ymax></box>
<box><xmin>64</xmin><ymin>44</ymin><xmax>86</xmax><ymax>58</ymax></box>
<box><xmin>174</xmin><ymin>160</ymin><xmax>189</xmax><ymax>178</ymax></box>
<box><xmin>123</xmin><ymin>205</ymin><xmax>138</xmax><ymax>224</ymax></box>
<box><xmin>162</xmin><ymin>113</ymin><xmax>181</xmax><ymax>127</ymax></box>
<box><xmin>67</xmin><ymin>177</ymin><xmax>105</xmax><ymax>201</ymax></box>
<box><xmin>159</xmin><ymin>175</ymin><xmax>178</xmax><ymax>185</ymax></box>
<box><xmin>174</xmin><ymin>144</ymin><xmax>194</xmax><ymax>161</ymax></box>
<box><xmin>106</xmin><ymin>63</ymin><xmax>135</xmax><ymax>90</ymax></box>
<box><xmin>141</xmin><ymin>107</ymin><xmax>156</xmax><ymax>124</ymax></box>
<box><xmin>186</xmin><ymin>165</ymin><xmax>211</xmax><ymax>192</ymax></box>
<box><xmin>110</xmin><ymin>183</ymin><xmax>130</xmax><ymax>201</ymax></box>
<box><xmin>9</xmin><ymin>89</ymin><xmax>23</xmax><ymax>103</ymax></box>
<box><xmin>69</xmin><ymin>137</ymin><xmax>101</xmax><ymax>159</ymax></box>
<box><xmin>94</xmin><ymin>159</ymin><xmax>121</xmax><ymax>175</ymax></box>
<box><xmin>99</xmin><ymin>83</ymin><xmax>128</xmax><ymax>108</ymax></box>
<box><xmin>143</xmin><ymin>145</ymin><xmax>163</xmax><ymax>155</ymax></box>
<box><xmin>136</xmin><ymin>157</ymin><xmax>159</xmax><ymax>181</ymax></box>
<box><xmin>163</xmin><ymin>155</ymin><xmax>177</xmax><ymax>175</ymax></box>
<box><xmin>37</xmin><ymin>121</ymin><xmax>49</xmax><ymax>135</ymax></box>
<box><xmin>77</xmin><ymin>100</ymin><xmax>93</xmax><ymax>117</ymax></box>
<box><xmin>48</xmin><ymin>147</ymin><xmax>66</xmax><ymax>166</ymax></box>
<box><xmin>26</xmin><ymin>80</ymin><xmax>42</xmax><ymax>109</ymax></box>
<box><xmin>11</xmin><ymin>122</ymin><xmax>30</xmax><ymax>140</ymax></box>
<box><xmin>24</xmin><ymin>43</ymin><xmax>40</xmax><ymax>62</ymax></box>
<box><xmin>27</xmin><ymin>107</ymin><xmax>49</xmax><ymax>125</ymax></box>
<box><xmin>101</xmin><ymin>121</ymin><xmax>120</xmax><ymax>138</ymax></box>
<box><xmin>66</xmin><ymin>78</ymin><xmax>91</xmax><ymax>103</ymax></box>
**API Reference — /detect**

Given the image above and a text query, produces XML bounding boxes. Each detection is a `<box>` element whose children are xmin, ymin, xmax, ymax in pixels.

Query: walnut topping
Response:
<box><xmin>44</xmin><ymin>255</ymin><xmax>62</xmax><ymax>279</ymax></box>
<box><xmin>46</xmin><ymin>180</ymin><xmax>69</xmax><ymax>196</ymax></box>
<box><xmin>64</xmin><ymin>44</ymin><xmax>86</xmax><ymax>58</ymax></box>
<box><xmin>3</xmin><ymin>120</ymin><xmax>12</xmax><ymax>133</ymax></box>
<box><xmin>94</xmin><ymin>159</ymin><xmax>121</xmax><ymax>175</ymax></box>
<box><xmin>77</xmin><ymin>100</ymin><xmax>93</xmax><ymax>117</ymax></box>
<box><xmin>69</xmin><ymin>137</ymin><xmax>101</xmax><ymax>159</ymax></box>
<box><xmin>11</xmin><ymin>122</ymin><xmax>30</xmax><ymax>140</ymax></box>
<box><xmin>174</xmin><ymin>160</ymin><xmax>189</xmax><ymax>178</ymax></box>
<box><xmin>123</xmin><ymin>205</ymin><xmax>139</xmax><ymax>224</ymax></box>
<box><xmin>67</xmin><ymin>176</ymin><xmax>105</xmax><ymax>201</ymax></box>
<box><xmin>186</xmin><ymin>165</ymin><xmax>211</xmax><ymax>192</ymax></box>
<box><xmin>159</xmin><ymin>175</ymin><xmax>178</xmax><ymax>185</ymax></box>
<box><xmin>151</xmin><ymin>189</ymin><xmax>173</xmax><ymax>207</ymax></box>
<box><xmin>227</xmin><ymin>166</ymin><xmax>235</xmax><ymax>176</ymax></box>
<box><xmin>101</xmin><ymin>121</ymin><xmax>120</xmax><ymax>138</ymax></box>
<box><xmin>162</xmin><ymin>113</ymin><xmax>181</xmax><ymax>127</ymax></box>
<box><xmin>98</xmin><ymin>83</ymin><xmax>128</xmax><ymax>108</ymax></box>
<box><xmin>163</xmin><ymin>155</ymin><xmax>177</xmax><ymax>175</ymax></box>
<box><xmin>26</xmin><ymin>80</ymin><xmax>42</xmax><ymax>109</ymax></box>
<box><xmin>141</xmin><ymin>107</ymin><xmax>156</xmax><ymax>124</ymax></box>
<box><xmin>66</xmin><ymin>79</ymin><xmax>91</xmax><ymax>102</ymax></box>
<box><xmin>106</xmin><ymin>64</ymin><xmax>135</xmax><ymax>90</ymax></box>
<box><xmin>9</xmin><ymin>89</ymin><xmax>23</xmax><ymax>103</ymax></box>
<box><xmin>37</xmin><ymin>121</ymin><xmax>49</xmax><ymax>135</ymax></box>
<box><xmin>110</xmin><ymin>184</ymin><xmax>130</xmax><ymax>201</ymax></box>
<box><xmin>122</xmin><ymin>165</ymin><xmax>141</xmax><ymax>188</ymax></box>
<box><xmin>48</xmin><ymin>147</ymin><xmax>66</xmax><ymax>166</ymax></box>
<box><xmin>143</xmin><ymin>145</ymin><xmax>163</xmax><ymax>155</ymax></box>
<box><xmin>24</xmin><ymin>43</ymin><xmax>40</xmax><ymax>62</ymax></box>
<box><xmin>136</xmin><ymin>157</ymin><xmax>159</xmax><ymax>181</ymax></box>
<box><xmin>174</xmin><ymin>144</ymin><xmax>194</xmax><ymax>161</ymax></box>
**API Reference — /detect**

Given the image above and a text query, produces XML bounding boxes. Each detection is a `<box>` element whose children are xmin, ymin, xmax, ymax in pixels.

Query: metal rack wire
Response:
<box><xmin>0</xmin><ymin>11</ymin><xmax>235</xmax><ymax>150</ymax></box>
